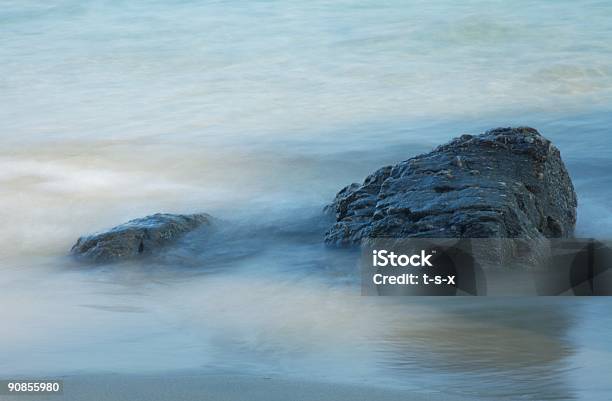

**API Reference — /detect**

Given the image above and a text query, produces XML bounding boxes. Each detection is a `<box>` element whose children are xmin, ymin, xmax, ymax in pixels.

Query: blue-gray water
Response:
<box><xmin>1</xmin><ymin>1</ymin><xmax>612</xmax><ymax>400</ymax></box>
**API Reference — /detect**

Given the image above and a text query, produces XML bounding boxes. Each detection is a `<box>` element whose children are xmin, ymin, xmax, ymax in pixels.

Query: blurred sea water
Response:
<box><xmin>1</xmin><ymin>1</ymin><xmax>612</xmax><ymax>400</ymax></box>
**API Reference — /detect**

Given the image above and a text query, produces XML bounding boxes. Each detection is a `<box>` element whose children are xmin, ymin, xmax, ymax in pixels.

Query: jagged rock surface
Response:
<box><xmin>325</xmin><ymin>127</ymin><xmax>577</xmax><ymax>245</ymax></box>
<box><xmin>71</xmin><ymin>213</ymin><xmax>211</xmax><ymax>263</ymax></box>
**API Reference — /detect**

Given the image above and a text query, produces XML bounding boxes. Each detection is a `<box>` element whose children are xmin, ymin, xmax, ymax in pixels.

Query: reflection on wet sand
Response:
<box><xmin>380</xmin><ymin>299</ymin><xmax>578</xmax><ymax>399</ymax></box>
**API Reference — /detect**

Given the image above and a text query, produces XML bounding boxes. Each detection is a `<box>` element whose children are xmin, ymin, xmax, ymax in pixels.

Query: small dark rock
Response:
<box><xmin>71</xmin><ymin>213</ymin><xmax>212</xmax><ymax>263</ymax></box>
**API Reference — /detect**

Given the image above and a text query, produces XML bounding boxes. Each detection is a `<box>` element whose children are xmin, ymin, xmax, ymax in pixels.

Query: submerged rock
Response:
<box><xmin>71</xmin><ymin>213</ymin><xmax>212</xmax><ymax>263</ymax></box>
<box><xmin>325</xmin><ymin>127</ymin><xmax>577</xmax><ymax>245</ymax></box>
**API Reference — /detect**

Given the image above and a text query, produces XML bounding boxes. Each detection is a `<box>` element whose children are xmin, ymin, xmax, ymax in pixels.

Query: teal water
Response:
<box><xmin>1</xmin><ymin>1</ymin><xmax>612</xmax><ymax>400</ymax></box>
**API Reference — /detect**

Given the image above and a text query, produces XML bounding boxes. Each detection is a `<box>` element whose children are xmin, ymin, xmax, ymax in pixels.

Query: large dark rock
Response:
<box><xmin>325</xmin><ymin>127</ymin><xmax>577</xmax><ymax>245</ymax></box>
<box><xmin>71</xmin><ymin>213</ymin><xmax>212</xmax><ymax>263</ymax></box>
